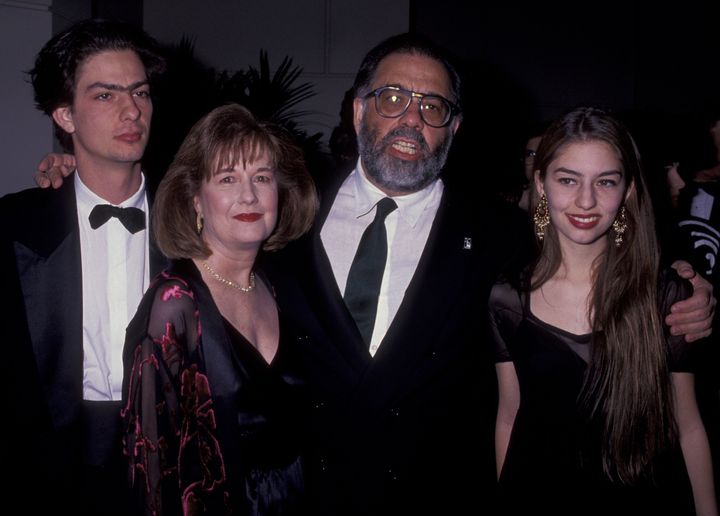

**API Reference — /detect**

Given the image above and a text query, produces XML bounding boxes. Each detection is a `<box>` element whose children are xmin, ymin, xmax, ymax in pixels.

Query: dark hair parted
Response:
<box><xmin>152</xmin><ymin>103</ymin><xmax>318</xmax><ymax>258</ymax></box>
<box><xmin>531</xmin><ymin>106</ymin><xmax>675</xmax><ymax>484</ymax></box>
<box><xmin>30</xmin><ymin>18</ymin><xmax>165</xmax><ymax>151</ymax></box>
<box><xmin>351</xmin><ymin>32</ymin><xmax>462</xmax><ymax>109</ymax></box>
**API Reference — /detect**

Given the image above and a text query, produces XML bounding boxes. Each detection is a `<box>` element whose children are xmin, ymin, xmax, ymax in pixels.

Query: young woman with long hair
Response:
<box><xmin>489</xmin><ymin>107</ymin><xmax>717</xmax><ymax>515</ymax></box>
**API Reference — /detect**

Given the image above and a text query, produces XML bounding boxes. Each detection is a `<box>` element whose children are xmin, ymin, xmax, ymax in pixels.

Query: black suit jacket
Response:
<box><xmin>267</xmin><ymin>171</ymin><xmax>532</xmax><ymax>515</ymax></box>
<box><xmin>0</xmin><ymin>178</ymin><xmax>166</xmax><ymax>507</ymax></box>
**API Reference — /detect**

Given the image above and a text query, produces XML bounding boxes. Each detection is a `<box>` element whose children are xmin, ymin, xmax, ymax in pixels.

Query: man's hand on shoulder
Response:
<box><xmin>36</xmin><ymin>153</ymin><xmax>75</xmax><ymax>189</ymax></box>
<box><xmin>666</xmin><ymin>260</ymin><xmax>716</xmax><ymax>342</ymax></box>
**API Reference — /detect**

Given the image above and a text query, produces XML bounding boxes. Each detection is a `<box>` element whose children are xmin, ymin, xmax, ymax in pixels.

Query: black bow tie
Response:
<box><xmin>89</xmin><ymin>204</ymin><xmax>146</xmax><ymax>234</ymax></box>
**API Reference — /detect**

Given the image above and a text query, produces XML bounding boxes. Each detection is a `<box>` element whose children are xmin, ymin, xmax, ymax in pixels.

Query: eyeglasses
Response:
<box><xmin>364</xmin><ymin>86</ymin><xmax>459</xmax><ymax>128</ymax></box>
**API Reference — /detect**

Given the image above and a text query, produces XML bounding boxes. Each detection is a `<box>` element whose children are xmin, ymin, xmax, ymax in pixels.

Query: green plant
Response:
<box><xmin>144</xmin><ymin>37</ymin><xmax>324</xmax><ymax>189</ymax></box>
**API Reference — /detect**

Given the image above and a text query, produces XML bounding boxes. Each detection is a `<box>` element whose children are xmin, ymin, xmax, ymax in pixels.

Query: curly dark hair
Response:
<box><xmin>29</xmin><ymin>18</ymin><xmax>165</xmax><ymax>151</ymax></box>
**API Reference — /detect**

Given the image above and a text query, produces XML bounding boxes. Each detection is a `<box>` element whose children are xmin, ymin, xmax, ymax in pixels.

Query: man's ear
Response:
<box><xmin>52</xmin><ymin>106</ymin><xmax>75</xmax><ymax>134</ymax></box>
<box><xmin>450</xmin><ymin>115</ymin><xmax>461</xmax><ymax>136</ymax></box>
<box><xmin>352</xmin><ymin>97</ymin><xmax>364</xmax><ymax>136</ymax></box>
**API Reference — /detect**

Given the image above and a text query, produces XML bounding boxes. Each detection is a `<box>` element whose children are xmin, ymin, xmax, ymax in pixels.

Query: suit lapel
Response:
<box><xmin>291</xmin><ymin>177</ymin><xmax>479</xmax><ymax>390</ymax></box>
<box><xmin>14</xmin><ymin>181</ymin><xmax>83</xmax><ymax>427</ymax></box>
<box><xmin>304</xmin><ymin>175</ymin><xmax>372</xmax><ymax>368</ymax></box>
<box><xmin>363</xmin><ymin>189</ymin><xmax>479</xmax><ymax>397</ymax></box>
<box><xmin>13</xmin><ymin>177</ymin><xmax>166</xmax><ymax>428</ymax></box>
<box><xmin>385</xmin><ymin>190</ymin><xmax>473</xmax><ymax>346</ymax></box>
<box><xmin>267</xmin><ymin>171</ymin><xmax>373</xmax><ymax>394</ymax></box>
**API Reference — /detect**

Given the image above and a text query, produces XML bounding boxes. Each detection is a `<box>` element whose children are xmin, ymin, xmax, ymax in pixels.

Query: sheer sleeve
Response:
<box><xmin>122</xmin><ymin>272</ymin><xmax>225</xmax><ymax>515</ymax></box>
<box><xmin>658</xmin><ymin>268</ymin><xmax>695</xmax><ymax>372</ymax></box>
<box><xmin>488</xmin><ymin>281</ymin><xmax>525</xmax><ymax>363</ymax></box>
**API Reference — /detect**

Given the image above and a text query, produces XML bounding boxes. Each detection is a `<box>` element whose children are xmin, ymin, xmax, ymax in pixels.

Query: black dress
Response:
<box><xmin>122</xmin><ymin>260</ymin><xmax>307</xmax><ymax>515</ymax></box>
<box><xmin>488</xmin><ymin>269</ymin><xmax>696</xmax><ymax>516</ymax></box>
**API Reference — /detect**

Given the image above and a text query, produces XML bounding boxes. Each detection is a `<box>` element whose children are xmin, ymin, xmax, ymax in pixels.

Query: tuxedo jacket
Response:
<box><xmin>266</xmin><ymin>172</ymin><xmax>533</xmax><ymax>515</ymax></box>
<box><xmin>0</xmin><ymin>178</ymin><xmax>166</xmax><ymax>505</ymax></box>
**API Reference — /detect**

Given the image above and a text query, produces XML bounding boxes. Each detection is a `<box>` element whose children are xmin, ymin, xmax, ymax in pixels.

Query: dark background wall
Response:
<box><xmin>415</xmin><ymin>0</ymin><xmax>718</xmax><ymax>121</ymax></box>
<box><xmin>413</xmin><ymin>0</ymin><xmax>719</xmax><ymax>196</ymax></box>
<box><xmin>3</xmin><ymin>0</ymin><xmax>718</xmax><ymax>195</ymax></box>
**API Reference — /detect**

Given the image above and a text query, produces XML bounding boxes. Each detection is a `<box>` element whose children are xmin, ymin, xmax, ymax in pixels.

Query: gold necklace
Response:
<box><xmin>201</xmin><ymin>261</ymin><xmax>256</xmax><ymax>293</ymax></box>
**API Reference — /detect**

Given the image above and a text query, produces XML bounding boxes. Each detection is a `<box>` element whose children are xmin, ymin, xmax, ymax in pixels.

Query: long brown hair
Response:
<box><xmin>531</xmin><ymin>107</ymin><xmax>674</xmax><ymax>483</ymax></box>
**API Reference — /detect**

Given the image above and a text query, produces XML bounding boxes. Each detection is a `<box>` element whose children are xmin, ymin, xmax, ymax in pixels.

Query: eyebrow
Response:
<box><xmin>553</xmin><ymin>167</ymin><xmax>622</xmax><ymax>177</ymax></box>
<box><xmin>383</xmin><ymin>83</ymin><xmax>448</xmax><ymax>98</ymax></box>
<box><xmin>214</xmin><ymin>162</ymin><xmax>275</xmax><ymax>174</ymax></box>
<box><xmin>85</xmin><ymin>80</ymin><xmax>149</xmax><ymax>93</ymax></box>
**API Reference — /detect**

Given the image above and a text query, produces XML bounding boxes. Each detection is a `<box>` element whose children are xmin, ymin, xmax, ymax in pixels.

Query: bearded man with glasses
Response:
<box><xmin>269</xmin><ymin>33</ymin><xmax>515</xmax><ymax>515</ymax></box>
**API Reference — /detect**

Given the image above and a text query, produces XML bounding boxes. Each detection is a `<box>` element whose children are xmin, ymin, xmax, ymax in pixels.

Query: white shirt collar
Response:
<box><xmin>75</xmin><ymin>171</ymin><xmax>146</xmax><ymax>212</ymax></box>
<box><xmin>351</xmin><ymin>159</ymin><xmax>444</xmax><ymax>228</ymax></box>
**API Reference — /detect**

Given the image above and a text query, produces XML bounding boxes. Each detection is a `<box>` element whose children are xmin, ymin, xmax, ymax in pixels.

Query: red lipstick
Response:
<box><xmin>234</xmin><ymin>213</ymin><xmax>262</xmax><ymax>222</ymax></box>
<box><xmin>566</xmin><ymin>214</ymin><xmax>600</xmax><ymax>229</ymax></box>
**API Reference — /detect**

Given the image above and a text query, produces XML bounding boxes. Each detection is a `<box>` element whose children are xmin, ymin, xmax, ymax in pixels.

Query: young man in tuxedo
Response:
<box><xmin>0</xmin><ymin>19</ymin><xmax>165</xmax><ymax>514</ymax></box>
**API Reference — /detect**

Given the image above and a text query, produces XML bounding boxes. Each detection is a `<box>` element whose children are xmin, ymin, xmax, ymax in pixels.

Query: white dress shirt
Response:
<box><xmin>321</xmin><ymin>160</ymin><xmax>443</xmax><ymax>356</ymax></box>
<box><xmin>75</xmin><ymin>173</ymin><xmax>150</xmax><ymax>400</ymax></box>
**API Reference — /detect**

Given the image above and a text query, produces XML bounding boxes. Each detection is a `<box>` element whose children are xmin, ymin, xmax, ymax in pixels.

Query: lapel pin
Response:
<box><xmin>463</xmin><ymin>237</ymin><xmax>472</xmax><ymax>250</ymax></box>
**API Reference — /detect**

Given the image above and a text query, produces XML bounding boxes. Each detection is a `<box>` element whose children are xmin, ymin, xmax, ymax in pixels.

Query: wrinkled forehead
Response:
<box><xmin>372</xmin><ymin>52</ymin><xmax>453</xmax><ymax>98</ymax></box>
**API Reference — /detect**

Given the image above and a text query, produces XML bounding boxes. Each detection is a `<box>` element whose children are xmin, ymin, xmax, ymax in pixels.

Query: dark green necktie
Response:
<box><xmin>344</xmin><ymin>197</ymin><xmax>398</xmax><ymax>347</ymax></box>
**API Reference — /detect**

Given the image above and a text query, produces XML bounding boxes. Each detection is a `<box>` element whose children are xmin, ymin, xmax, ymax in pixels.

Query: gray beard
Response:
<box><xmin>357</xmin><ymin>120</ymin><xmax>452</xmax><ymax>193</ymax></box>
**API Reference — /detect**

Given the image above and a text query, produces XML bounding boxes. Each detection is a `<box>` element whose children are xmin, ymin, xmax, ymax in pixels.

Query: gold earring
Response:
<box><xmin>612</xmin><ymin>206</ymin><xmax>627</xmax><ymax>248</ymax></box>
<box><xmin>196</xmin><ymin>212</ymin><xmax>203</xmax><ymax>234</ymax></box>
<box><xmin>533</xmin><ymin>194</ymin><xmax>550</xmax><ymax>241</ymax></box>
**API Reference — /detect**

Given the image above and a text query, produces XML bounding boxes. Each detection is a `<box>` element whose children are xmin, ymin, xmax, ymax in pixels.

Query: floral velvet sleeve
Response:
<box><xmin>122</xmin><ymin>273</ymin><xmax>227</xmax><ymax>515</ymax></box>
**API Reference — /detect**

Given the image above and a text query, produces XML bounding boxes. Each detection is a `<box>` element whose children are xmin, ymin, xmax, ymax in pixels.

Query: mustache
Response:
<box><xmin>377</xmin><ymin>127</ymin><xmax>430</xmax><ymax>154</ymax></box>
